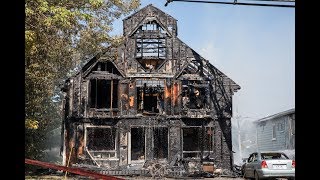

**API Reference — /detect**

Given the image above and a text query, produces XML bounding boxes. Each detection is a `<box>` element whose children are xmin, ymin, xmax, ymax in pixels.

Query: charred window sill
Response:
<box><xmin>90</xmin><ymin>108</ymin><xmax>119</xmax><ymax>112</ymax></box>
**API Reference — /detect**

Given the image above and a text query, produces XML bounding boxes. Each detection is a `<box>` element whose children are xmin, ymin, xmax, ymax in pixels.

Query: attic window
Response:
<box><xmin>92</xmin><ymin>62</ymin><xmax>121</xmax><ymax>76</ymax></box>
<box><xmin>136</xmin><ymin>38</ymin><xmax>166</xmax><ymax>59</ymax></box>
<box><xmin>135</xmin><ymin>37</ymin><xmax>166</xmax><ymax>70</ymax></box>
<box><xmin>139</xmin><ymin>20</ymin><xmax>166</xmax><ymax>33</ymax></box>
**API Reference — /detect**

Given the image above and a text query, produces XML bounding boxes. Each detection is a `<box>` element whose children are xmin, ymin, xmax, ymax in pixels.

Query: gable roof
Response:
<box><xmin>175</xmin><ymin>37</ymin><xmax>240</xmax><ymax>91</ymax></box>
<box><xmin>81</xmin><ymin>48</ymin><xmax>126</xmax><ymax>78</ymax></box>
<box><xmin>256</xmin><ymin>108</ymin><xmax>295</xmax><ymax>123</ymax></box>
<box><xmin>128</xmin><ymin>15</ymin><xmax>173</xmax><ymax>38</ymax></box>
<box><xmin>123</xmin><ymin>4</ymin><xmax>177</xmax><ymax>21</ymax></box>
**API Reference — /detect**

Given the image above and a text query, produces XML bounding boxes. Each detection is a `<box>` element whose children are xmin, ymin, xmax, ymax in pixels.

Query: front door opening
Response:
<box><xmin>153</xmin><ymin>127</ymin><xmax>168</xmax><ymax>159</ymax></box>
<box><xmin>131</xmin><ymin>128</ymin><xmax>145</xmax><ymax>161</ymax></box>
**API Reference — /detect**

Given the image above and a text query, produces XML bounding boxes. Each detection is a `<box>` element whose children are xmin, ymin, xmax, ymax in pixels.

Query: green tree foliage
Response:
<box><xmin>25</xmin><ymin>0</ymin><xmax>140</xmax><ymax>161</ymax></box>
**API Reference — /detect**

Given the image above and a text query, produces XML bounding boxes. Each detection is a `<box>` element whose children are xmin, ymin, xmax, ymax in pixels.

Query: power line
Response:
<box><xmin>165</xmin><ymin>0</ymin><xmax>295</xmax><ymax>8</ymax></box>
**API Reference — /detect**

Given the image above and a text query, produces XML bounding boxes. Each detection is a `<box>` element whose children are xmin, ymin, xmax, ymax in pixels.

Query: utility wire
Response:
<box><xmin>165</xmin><ymin>0</ymin><xmax>295</xmax><ymax>8</ymax></box>
<box><xmin>245</xmin><ymin>0</ymin><xmax>294</xmax><ymax>2</ymax></box>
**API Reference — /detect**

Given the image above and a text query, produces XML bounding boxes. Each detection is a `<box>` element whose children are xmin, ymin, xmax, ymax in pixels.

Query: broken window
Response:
<box><xmin>89</xmin><ymin>79</ymin><xmax>118</xmax><ymax>109</ymax></box>
<box><xmin>86</xmin><ymin>127</ymin><xmax>117</xmax><ymax>158</ymax></box>
<box><xmin>182</xmin><ymin>80</ymin><xmax>208</xmax><ymax>109</ymax></box>
<box><xmin>183</xmin><ymin>127</ymin><xmax>201</xmax><ymax>158</ymax></box>
<box><xmin>182</xmin><ymin>127</ymin><xmax>213</xmax><ymax>158</ymax></box>
<box><xmin>136</xmin><ymin>38</ymin><xmax>166</xmax><ymax>59</ymax></box>
<box><xmin>136</xmin><ymin>79</ymin><xmax>164</xmax><ymax>115</ymax></box>
<box><xmin>139</xmin><ymin>20</ymin><xmax>166</xmax><ymax>33</ymax></box>
<box><xmin>131</xmin><ymin>127</ymin><xmax>145</xmax><ymax>161</ymax></box>
<box><xmin>134</xmin><ymin>20</ymin><xmax>168</xmax><ymax>71</ymax></box>
<box><xmin>136</xmin><ymin>37</ymin><xmax>166</xmax><ymax>71</ymax></box>
<box><xmin>92</xmin><ymin>61</ymin><xmax>121</xmax><ymax>76</ymax></box>
<box><xmin>153</xmin><ymin>127</ymin><xmax>168</xmax><ymax>159</ymax></box>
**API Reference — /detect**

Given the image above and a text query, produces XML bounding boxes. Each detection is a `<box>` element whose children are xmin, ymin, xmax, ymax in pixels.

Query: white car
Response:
<box><xmin>242</xmin><ymin>151</ymin><xmax>295</xmax><ymax>180</ymax></box>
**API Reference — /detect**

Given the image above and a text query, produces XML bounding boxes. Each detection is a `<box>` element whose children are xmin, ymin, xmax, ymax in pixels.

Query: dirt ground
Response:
<box><xmin>25</xmin><ymin>174</ymin><xmax>245</xmax><ymax>180</ymax></box>
<box><xmin>25</xmin><ymin>174</ymin><xmax>291</xmax><ymax>180</ymax></box>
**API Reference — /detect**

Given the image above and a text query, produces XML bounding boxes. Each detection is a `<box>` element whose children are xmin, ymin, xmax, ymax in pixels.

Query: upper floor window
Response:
<box><xmin>136</xmin><ymin>79</ymin><xmax>165</xmax><ymax>114</ymax></box>
<box><xmin>89</xmin><ymin>79</ymin><xmax>118</xmax><ymax>109</ymax></box>
<box><xmin>181</xmin><ymin>80</ymin><xmax>209</xmax><ymax>109</ymax></box>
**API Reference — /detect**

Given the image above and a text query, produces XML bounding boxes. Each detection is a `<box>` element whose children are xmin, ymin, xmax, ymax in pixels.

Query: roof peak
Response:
<box><xmin>123</xmin><ymin>3</ymin><xmax>176</xmax><ymax>21</ymax></box>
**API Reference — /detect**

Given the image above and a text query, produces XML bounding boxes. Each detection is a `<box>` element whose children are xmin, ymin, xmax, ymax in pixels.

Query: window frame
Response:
<box><xmin>84</xmin><ymin>125</ymin><xmax>118</xmax><ymax>159</ymax></box>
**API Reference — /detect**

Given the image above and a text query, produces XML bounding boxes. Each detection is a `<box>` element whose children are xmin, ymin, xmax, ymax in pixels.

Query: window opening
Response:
<box><xmin>153</xmin><ymin>127</ymin><xmax>168</xmax><ymax>159</ymax></box>
<box><xmin>90</xmin><ymin>79</ymin><xmax>118</xmax><ymax>109</ymax></box>
<box><xmin>131</xmin><ymin>127</ymin><xmax>145</xmax><ymax>160</ymax></box>
<box><xmin>136</xmin><ymin>79</ymin><xmax>164</xmax><ymax>115</ymax></box>
<box><xmin>182</xmin><ymin>127</ymin><xmax>213</xmax><ymax>158</ymax></box>
<box><xmin>86</xmin><ymin>127</ymin><xmax>117</xmax><ymax>158</ymax></box>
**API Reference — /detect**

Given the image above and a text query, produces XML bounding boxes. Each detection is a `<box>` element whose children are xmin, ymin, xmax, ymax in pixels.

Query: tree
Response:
<box><xmin>25</xmin><ymin>0</ymin><xmax>140</xmax><ymax>162</ymax></box>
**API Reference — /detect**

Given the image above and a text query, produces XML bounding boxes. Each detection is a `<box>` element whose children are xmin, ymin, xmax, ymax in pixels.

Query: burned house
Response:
<box><xmin>60</xmin><ymin>4</ymin><xmax>240</xmax><ymax>175</ymax></box>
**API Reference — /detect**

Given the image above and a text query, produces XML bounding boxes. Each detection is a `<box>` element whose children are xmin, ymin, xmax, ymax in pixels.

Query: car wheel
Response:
<box><xmin>254</xmin><ymin>171</ymin><xmax>260</xmax><ymax>180</ymax></box>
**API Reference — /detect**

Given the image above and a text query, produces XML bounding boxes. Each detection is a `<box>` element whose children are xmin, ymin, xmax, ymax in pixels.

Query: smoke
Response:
<box><xmin>43</xmin><ymin>126</ymin><xmax>63</xmax><ymax>164</ymax></box>
<box><xmin>232</xmin><ymin>117</ymin><xmax>258</xmax><ymax>165</ymax></box>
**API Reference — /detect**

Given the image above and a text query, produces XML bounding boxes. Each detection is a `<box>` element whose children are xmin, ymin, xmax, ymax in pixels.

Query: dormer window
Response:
<box><xmin>133</xmin><ymin>20</ymin><xmax>167</xmax><ymax>71</ymax></box>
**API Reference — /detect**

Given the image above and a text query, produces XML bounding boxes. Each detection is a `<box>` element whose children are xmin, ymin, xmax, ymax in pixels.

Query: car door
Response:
<box><xmin>250</xmin><ymin>153</ymin><xmax>260</xmax><ymax>176</ymax></box>
<box><xmin>244</xmin><ymin>153</ymin><xmax>254</xmax><ymax>178</ymax></box>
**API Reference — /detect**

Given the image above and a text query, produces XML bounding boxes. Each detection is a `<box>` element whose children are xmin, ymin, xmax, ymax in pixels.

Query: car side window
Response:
<box><xmin>248</xmin><ymin>154</ymin><xmax>253</xmax><ymax>163</ymax></box>
<box><xmin>252</xmin><ymin>153</ymin><xmax>258</xmax><ymax>162</ymax></box>
<box><xmin>248</xmin><ymin>154</ymin><xmax>254</xmax><ymax>162</ymax></box>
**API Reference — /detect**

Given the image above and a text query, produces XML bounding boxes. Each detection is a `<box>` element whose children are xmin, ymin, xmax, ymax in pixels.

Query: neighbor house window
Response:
<box><xmin>278</xmin><ymin>122</ymin><xmax>285</xmax><ymax>131</ymax></box>
<box><xmin>272</xmin><ymin>124</ymin><xmax>276</xmax><ymax>140</ymax></box>
<box><xmin>90</xmin><ymin>79</ymin><xmax>118</xmax><ymax>109</ymax></box>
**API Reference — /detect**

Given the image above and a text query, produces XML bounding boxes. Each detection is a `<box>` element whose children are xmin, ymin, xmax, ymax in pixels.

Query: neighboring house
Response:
<box><xmin>255</xmin><ymin>108</ymin><xmax>295</xmax><ymax>156</ymax></box>
<box><xmin>60</xmin><ymin>4</ymin><xmax>240</xmax><ymax>174</ymax></box>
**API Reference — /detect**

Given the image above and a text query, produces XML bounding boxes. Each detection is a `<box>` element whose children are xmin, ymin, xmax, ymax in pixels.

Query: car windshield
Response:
<box><xmin>261</xmin><ymin>152</ymin><xmax>289</xmax><ymax>160</ymax></box>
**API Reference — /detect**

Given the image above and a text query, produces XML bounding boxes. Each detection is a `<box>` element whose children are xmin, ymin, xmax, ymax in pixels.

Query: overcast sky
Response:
<box><xmin>111</xmin><ymin>0</ymin><xmax>295</xmax><ymax>122</ymax></box>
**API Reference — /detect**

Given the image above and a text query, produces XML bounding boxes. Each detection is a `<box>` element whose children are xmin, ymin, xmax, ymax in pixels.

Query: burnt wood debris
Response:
<box><xmin>60</xmin><ymin>4</ymin><xmax>240</xmax><ymax>178</ymax></box>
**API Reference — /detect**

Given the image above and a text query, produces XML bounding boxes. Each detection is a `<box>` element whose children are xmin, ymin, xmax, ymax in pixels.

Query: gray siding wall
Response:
<box><xmin>257</xmin><ymin>116</ymin><xmax>287</xmax><ymax>151</ymax></box>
